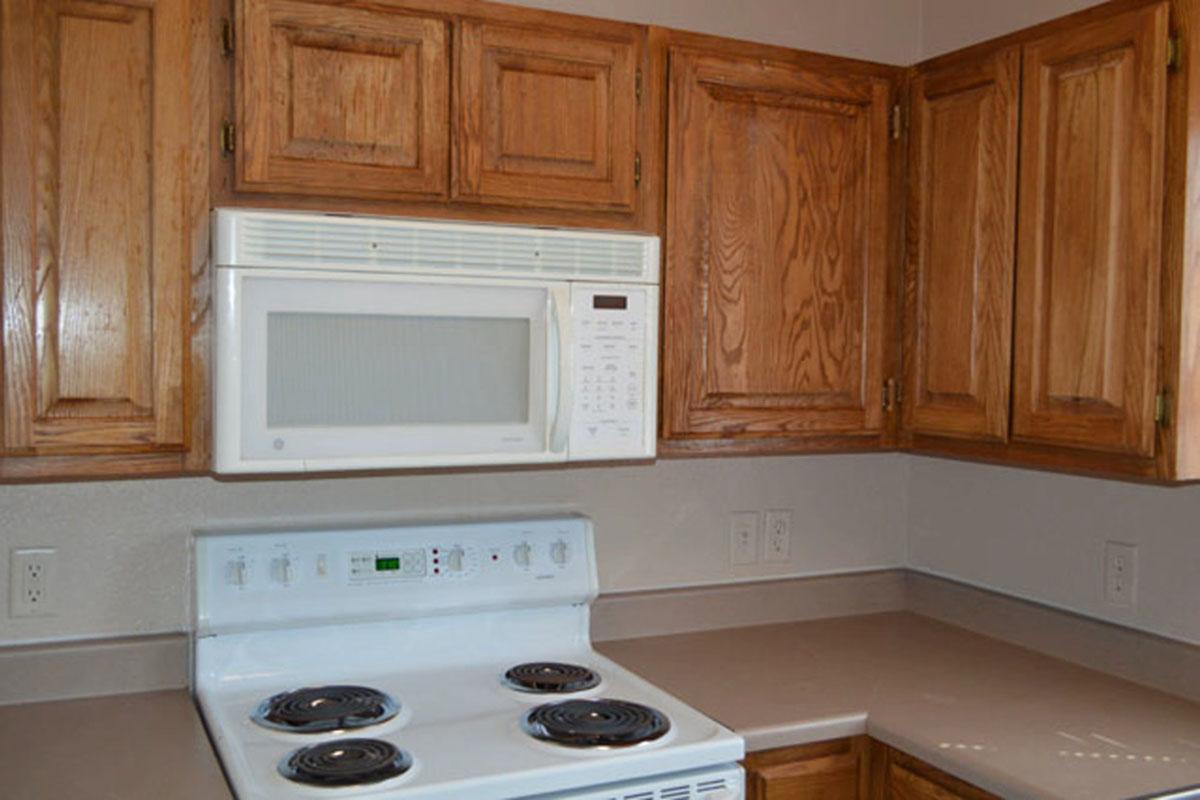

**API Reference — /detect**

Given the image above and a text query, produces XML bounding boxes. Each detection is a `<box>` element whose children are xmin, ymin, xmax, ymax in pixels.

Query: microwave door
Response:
<box><xmin>215</xmin><ymin>269</ymin><xmax>568</xmax><ymax>473</ymax></box>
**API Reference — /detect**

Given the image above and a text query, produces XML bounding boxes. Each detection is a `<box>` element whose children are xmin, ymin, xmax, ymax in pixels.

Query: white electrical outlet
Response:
<box><xmin>729</xmin><ymin>512</ymin><xmax>759</xmax><ymax>565</ymax></box>
<box><xmin>1104</xmin><ymin>542</ymin><xmax>1138</xmax><ymax>608</ymax></box>
<box><xmin>764</xmin><ymin>510</ymin><xmax>792</xmax><ymax>563</ymax></box>
<box><xmin>10</xmin><ymin>548</ymin><xmax>57</xmax><ymax>618</ymax></box>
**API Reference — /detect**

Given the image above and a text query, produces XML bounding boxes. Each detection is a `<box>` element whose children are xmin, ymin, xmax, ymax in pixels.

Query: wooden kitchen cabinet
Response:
<box><xmin>745</xmin><ymin>737</ymin><xmax>871</xmax><ymax>799</ymax></box>
<box><xmin>0</xmin><ymin>0</ymin><xmax>210</xmax><ymax>479</ymax></box>
<box><xmin>456</xmin><ymin>16</ymin><xmax>643</xmax><ymax>212</ymax></box>
<box><xmin>902</xmin><ymin>45</ymin><xmax>1020</xmax><ymax>443</ymax></box>
<box><xmin>661</xmin><ymin>36</ymin><xmax>901</xmax><ymax>451</ymax></box>
<box><xmin>235</xmin><ymin>0</ymin><xmax>451</xmax><ymax>200</ymax></box>
<box><xmin>1011</xmin><ymin>2</ymin><xmax>1169</xmax><ymax>458</ymax></box>
<box><xmin>868</xmin><ymin>741</ymin><xmax>998</xmax><ymax>800</ymax></box>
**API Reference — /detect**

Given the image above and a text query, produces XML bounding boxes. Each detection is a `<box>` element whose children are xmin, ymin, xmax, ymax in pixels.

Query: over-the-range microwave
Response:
<box><xmin>211</xmin><ymin>209</ymin><xmax>660</xmax><ymax>474</ymax></box>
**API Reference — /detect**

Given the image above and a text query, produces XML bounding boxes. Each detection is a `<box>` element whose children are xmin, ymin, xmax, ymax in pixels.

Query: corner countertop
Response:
<box><xmin>597</xmin><ymin>611</ymin><xmax>1200</xmax><ymax>800</ymax></box>
<box><xmin>0</xmin><ymin>689</ymin><xmax>232</xmax><ymax>800</ymax></box>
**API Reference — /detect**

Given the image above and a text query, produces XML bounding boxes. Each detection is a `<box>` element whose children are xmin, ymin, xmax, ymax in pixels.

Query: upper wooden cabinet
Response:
<box><xmin>902</xmin><ymin>46</ymin><xmax>1020</xmax><ymax>443</ymax></box>
<box><xmin>1012</xmin><ymin>2</ymin><xmax>1168</xmax><ymax>458</ymax></box>
<box><xmin>0</xmin><ymin>0</ymin><xmax>208</xmax><ymax>479</ymax></box>
<box><xmin>661</xmin><ymin>42</ymin><xmax>898</xmax><ymax>447</ymax></box>
<box><xmin>235</xmin><ymin>0</ymin><xmax>450</xmax><ymax>200</ymax></box>
<box><xmin>456</xmin><ymin>18</ymin><xmax>641</xmax><ymax>211</ymax></box>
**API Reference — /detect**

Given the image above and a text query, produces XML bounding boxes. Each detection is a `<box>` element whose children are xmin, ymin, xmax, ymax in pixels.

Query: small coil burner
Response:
<box><xmin>279</xmin><ymin>738</ymin><xmax>412</xmax><ymax>787</ymax></box>
<box><xmin>504</xmin><ymin>662</ymin><xmax>602</xmax><ymax>694</ymax></box>
<box><xmin>522</xmin><ymin>699</ymin><xmax>671</xmax><ymax>748</ymax></box>
<box><xmin>252</xmin><ymin>685</ymin><xmax>399</xmax><ymax>734</ymax></box>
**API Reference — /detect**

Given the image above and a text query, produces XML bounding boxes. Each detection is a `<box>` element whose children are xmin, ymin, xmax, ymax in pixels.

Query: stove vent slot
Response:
<box><xmin>226</xmin><ymin>213</ymin><xmax>658</xmax><ymax>283</ymax></box>
<box><xmin>622</xmin><ymin>793</ymin><xmax>654</xmax><ymax>800</ymax></box>
<box><xmin>697</xmin><ymin>779</ymin><xmax>728</xmax><ymax>791</ymax></box>
<box><xmin>659</xmin><ymin>787</ymin><xmax>692</xmax><ymax>799</ymax></box>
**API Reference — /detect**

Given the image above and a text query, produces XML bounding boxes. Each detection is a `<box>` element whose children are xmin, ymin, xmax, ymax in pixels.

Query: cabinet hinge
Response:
<box><xmin>220</xmin><ymin>120</ymin><xmax>235</xmax><ymax>156</ymax></box>
<box><xmin>220</xmin><ymin>18</ymin><xmax>234</xmax><ymax>58</ymax></box>
<box><xmin>1155</xmin><ymin>391</ymin><xmax>1170</xmax><ymax>426</ymax></box>
<box><xmin>883</xmin><ymin>378</ymin><xmax>900</xmax><ymax>413</ymax></box>
<box><xmin>634</xmin><ymin>152</ymin><xmax>642</xmax><ymax>187</ymax></box>
<box><xmin>635</xmin><ymin>69</ymin><xmax>643</xmax><ymax>104</ymax></box>
<box><xmin>1168</xmin><ymin>35</ymin><xmax>1182</xmax><ymax>71</ymax></box>
<box><xmin>889</xmin><ymin>104</ymin><xmax>904</xmax><ymax>141</ymax></box>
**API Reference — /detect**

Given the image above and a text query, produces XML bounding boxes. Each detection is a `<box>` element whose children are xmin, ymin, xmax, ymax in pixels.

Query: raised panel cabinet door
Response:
<box><xmin>745</xmin><ymin>738</ymin><xmax>870</xmax><ymax>799</ymax></box>
<box><xmin>1</xmin><ymin>0</ymin><xmax>201</xmax><ymax>455</ymax></box>
<box><xmin>903</xmin><ymin>46</ymin><xmax>1020</xmax><ymax>442</ymax></box>
<box><xmin>236</xmin><ymin>0</ymin><xmax>449</xmax><ymax>200</ymax></box>
<box><xmin>663</xmin><ymin>49</ymin><xmax>892</xmax><ymax>439</ymax></box>
<box><xmin>1012</xmin><ymin>2</ymin><xmax>1169</xmax><ymax>457</ymax></box>
<box><xmin>868</xmin><ymin>742</ymin><xmax>998</xmax><ymax>800</ymax></box>
<box><xmin>456</xmin><ymin>18</ymin><xmax>640</xmax><ymax>211</ymax></box>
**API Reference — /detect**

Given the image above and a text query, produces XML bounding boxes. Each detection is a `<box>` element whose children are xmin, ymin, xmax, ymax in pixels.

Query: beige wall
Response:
<box><xmin>918</xmin><ymin>0</ymin><xmax>1106</xmax><ymax>59</ymax></box>
<box><xmin>506</xmin><ymin>0</ymin><xmax>922</xmax><ymax>64</ymax></box>
<box><xmin>0</xmin><ymin>455</ymin><xmax>908</xmax><ymax>644</ymax></box>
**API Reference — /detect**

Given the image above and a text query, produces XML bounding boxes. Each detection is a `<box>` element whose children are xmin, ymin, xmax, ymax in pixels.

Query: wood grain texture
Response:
<box><xmin>868</xmin><ymin>741</ymin><xmax>998</xmax><ymax>800</ymax></box>
<box><xmin>236</xmin><ymin>0</ymin><xmax>450</xmax><ymax>199</ymax></box>
<box><xmin>902</xmin><ymin>46</ymin><xmax>1019</xmax><ymax>443</ymax></box>
<box><xmin>746</xmin><ymin>737</ymin><xmax>871</xmax><ymax>800</ymax></box>
<box><xmin>456</xmin><ymin>16</ymin><xmax>641</xmax><ymax>210</ymax></box>
<box><xmin>662</xmin><ymin>44</ymin><xmax>896</xmax><ymax>440</ymax></box>
<box><xmin>1012</xmin><ymin>2</ymin><xmax>1168</xmax><ymax>457</ymax></box>
<box><xmin>1</xmin><ymin>0</ymin><xmax>205</xmax><ymax>462</ymax></box>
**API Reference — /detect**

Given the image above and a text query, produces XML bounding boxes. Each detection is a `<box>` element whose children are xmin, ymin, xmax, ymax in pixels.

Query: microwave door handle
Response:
<box><xmin>548</xmin><ymin>287</ymin><xmax>573</xmax><ymax>455</ymax></box>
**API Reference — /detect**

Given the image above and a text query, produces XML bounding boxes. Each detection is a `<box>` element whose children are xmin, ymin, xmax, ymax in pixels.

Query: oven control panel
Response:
<box><xmin>195</xmin><ymin>517</ymin><xmax>595</xmax><ymax>635</ymax></box>
<box><xmin>569</xmin><ymin>284</ymin><xmax>657</xmax><ymax>460</ymax></box>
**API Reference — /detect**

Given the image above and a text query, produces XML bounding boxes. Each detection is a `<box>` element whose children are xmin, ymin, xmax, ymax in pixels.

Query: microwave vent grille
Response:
<box><xmin>225</xmin><ymin>213</ymin><xmax>658</xmax><ymax>283</ymax></box>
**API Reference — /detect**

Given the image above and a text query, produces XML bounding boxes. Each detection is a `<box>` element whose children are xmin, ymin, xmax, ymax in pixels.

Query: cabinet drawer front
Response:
<box><xmin>237</xmin><ymin>0</ymin><xmax>450</xmax><ymax>200</ymax></box>
<box><xmin>1</xmin><ymin>0</ymin><xmax>197</xmax><ymax>454</ymax></box>
<box><xmin>456</xmin><ymin>19</ymin><xmax>640</xmax><ymax>211</ymax></box>
<box><xmin>904</xmin><ymin>47</ymin><xmax>1020</xmax><ymax>443</ymax></box>
<box><xmin>664</xmin><ymin>49</ymin><xmax>892</xmax><ymax>439</ymax></box>
<box><xmin>1012</xmin><ymin>2</ymin><xmax>1168</xmax><ymax>456</ymax></box>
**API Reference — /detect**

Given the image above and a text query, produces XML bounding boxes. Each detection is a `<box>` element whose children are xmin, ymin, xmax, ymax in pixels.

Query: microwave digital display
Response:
<box><xmin>592</xmin><ymin>295</ymin><xmax>628</xmax><ymax>310</ymax></box>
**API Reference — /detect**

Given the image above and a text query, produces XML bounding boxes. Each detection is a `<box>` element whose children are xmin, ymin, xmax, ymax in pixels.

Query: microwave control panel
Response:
<box><xmin>569</xmin><ymin>284</ymin><xmax>658</xmax><ymax>459</ymax></box>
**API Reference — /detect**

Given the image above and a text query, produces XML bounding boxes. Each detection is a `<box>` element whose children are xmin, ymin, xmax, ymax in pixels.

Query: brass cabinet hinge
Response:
<box><xmin>220</xmin><ymin>18</ymin><xmax>234</xmax><ymax>58</ymax></box>
<box><xmin>1155</xmin><ymin>391</ymin><xmax>1170</xmax><ymax>426</ymax></box>
<box><xmin>1168</xmin><ymin>35</ymin><xmax>1182</xmax><ymax>71</ymax></box>
<box><xmin>889</xmin><ymin>104</ymin><xmax>904</xmax><ymax>141</ymax></box>
<box><xmin>634</xmin><ymin>152</ymin><xmax>642</xmax><ymax>187</ymax></box>
<box><xmin>635</xmin><ymin>69</ymin><xmax>643</xmax><ymax>104</ymax></box>
<box><xmin>883</xmin><ymin>378</ymin><xmax>900</xmax><ymax>412</ymax></box>
<box><xmin>220</xmin><ymin>120</ymin><xmax>235</xmax><ymax>155</ymax></box>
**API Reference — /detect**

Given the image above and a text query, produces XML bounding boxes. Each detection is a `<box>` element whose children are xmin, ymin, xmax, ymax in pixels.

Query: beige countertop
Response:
<box><xmin>597</xmin><ymin>611</ymin><xmax>1200</xmax><ymax>800</ymax></box>
<box><xmin>0</xmin><ymin>689</ymin><xmax>232</xmax><ymax>800</ymax></box>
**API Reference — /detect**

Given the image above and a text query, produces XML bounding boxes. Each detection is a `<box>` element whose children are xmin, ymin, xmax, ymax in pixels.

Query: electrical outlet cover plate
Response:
<box><xmin>10</xmin><ymin>548</ymin><xmax>56</xmax><ymax>618</ymax></box>
<box><xmin>729</xmin><ymin>512</ymin><xmax>759</xmax><ymax>566</ymax></box>
<box><xmin>764</xmin><ymin>510</ymin><xmax>792</xmax><ymax>563</ymax></box>
<box><xmin>1104</xmin><ymin>541</ymin><xmax>1138</xmax><ymax>609</ymax></box>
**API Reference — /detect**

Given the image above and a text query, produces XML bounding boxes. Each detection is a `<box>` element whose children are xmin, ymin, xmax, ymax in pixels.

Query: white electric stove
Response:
<box><xmin>192</xmin><ymin>516</ymin><xmax>744</xmax><ymax>799</ymax></box>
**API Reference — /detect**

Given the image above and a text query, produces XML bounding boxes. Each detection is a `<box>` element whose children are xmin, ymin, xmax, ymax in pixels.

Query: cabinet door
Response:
<box><xmin>1012</xmin><ymin>3</ymin><xmax>1168</xmax><ymax>456</ymax></box>
<box><xmin>236</xmin><ymin>0</ymin><xmax>449</xmax><ymax>200</ymax></box>
<box><xmin>903</xmin><ymin>47</ymin><xmax>1019</xmax><ymax>442</ymax></box>
<box><xmin>457</xmin><ymin>18</ymin><xmax>641</xmax><ymax>211</ymax></box>
<box><xmin>1</xmin><ymin>0</ymin><xmax>203</xmax><ymax>460</ymax></box>
<box><xmin>663</xmin><ymin>49</ymin><xmax>893</xmax><ymax>440</ymax></box>
<box><xmin>746</xmin><ymin>738</ymin><xmax>870</xmax><ymax>799</ymax></box>
<box><xmin>869</xmin><ymin>742</ymin><xmax>998</xmax><ymax>800</ymax></box>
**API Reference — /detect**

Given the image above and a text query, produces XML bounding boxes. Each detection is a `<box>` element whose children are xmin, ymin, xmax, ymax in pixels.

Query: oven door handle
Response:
<box><xmin>548</xmin><ymin>287</ymin><xmax>573</xmax><ymax>456</ymax></box>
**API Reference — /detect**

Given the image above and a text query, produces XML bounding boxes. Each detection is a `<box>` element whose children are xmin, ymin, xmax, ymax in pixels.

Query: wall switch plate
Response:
<box><xmin>1104</xmin><ymin>541</ymin><xmax>1138</xmax><ymax>608</ymax></box>
<box><xmin>764</xmin><ymin>510</ymin><xmax>792</xmax><ymax>563</ymax></box>
<box><xmin>729</xmin><ymin>512</ymin><xmax>759</xmax><ymax>565</ymax></box>
<box><xmin>10</xmin><ymin>548</ymin><xmax>57</xmax><ymax>618</ymax></box>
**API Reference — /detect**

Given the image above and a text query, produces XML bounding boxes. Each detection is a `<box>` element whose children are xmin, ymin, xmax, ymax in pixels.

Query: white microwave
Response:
<box><xmin>211</xmin><ymin>210</ymin><xmax>659</xmax><ymax>474</ymax></box>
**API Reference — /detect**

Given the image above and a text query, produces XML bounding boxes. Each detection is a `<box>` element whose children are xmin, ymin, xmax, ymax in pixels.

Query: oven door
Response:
<box><xmin>213</xmin><ymin>268</ymin><xmax>570</xmax><ymax>473</ymax></box>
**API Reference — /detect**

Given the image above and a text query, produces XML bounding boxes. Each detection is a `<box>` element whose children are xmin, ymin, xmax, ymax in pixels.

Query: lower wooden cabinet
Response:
<box><xmin>744</xmin><ymin>738</ymin><xmax>997</xmax><ymax>800</ymax></box>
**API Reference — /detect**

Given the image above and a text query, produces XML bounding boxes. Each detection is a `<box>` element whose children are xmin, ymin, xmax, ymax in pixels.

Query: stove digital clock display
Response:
<box><xmin>375</xmin><ymin>556</ymin><xmax>401</xmax><ymax>572</ymax></box>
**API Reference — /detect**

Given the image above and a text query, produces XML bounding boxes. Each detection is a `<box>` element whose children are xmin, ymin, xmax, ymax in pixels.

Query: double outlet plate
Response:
<box><xmin>730</xmin><ymin>510</ymin><xmax>792</xmax><ymax>566</ymax></box>
<box><xmin>9</xmin><ymin>548</ymin><xmax>57</xmax><ymax>617</ymax></box>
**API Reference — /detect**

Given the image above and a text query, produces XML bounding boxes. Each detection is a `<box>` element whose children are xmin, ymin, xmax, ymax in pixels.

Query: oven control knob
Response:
<box><xmin>550</xmin><ymin>540</ymin><xmax>569</xmax><ymax>565</ymax></box>
<box><xmin>513</xmin><ymin>542</ymin><xmax>533</xmax><ymax>567</ymax></box>
<box><xmin>445</xmin><ymin>547</ymin><xmax>465</xmax><ymax>572</ymax></box>
<box><xmin>269</xmin><ymin>556</ymin><xmax>293</xmax><ymax>585</ymax></box>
